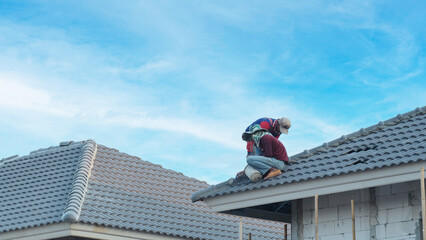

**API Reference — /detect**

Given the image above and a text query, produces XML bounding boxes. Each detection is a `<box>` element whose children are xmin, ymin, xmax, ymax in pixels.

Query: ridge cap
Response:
<box><xmin>61</xmin><ymin>139</ymin><xmax>98</xmax><ymax>222</ymax></box>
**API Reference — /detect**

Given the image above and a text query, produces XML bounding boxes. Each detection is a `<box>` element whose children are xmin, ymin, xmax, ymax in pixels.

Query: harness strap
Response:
<box><xmin>266</xmin><ymin>117</ymin><xmax>274</xmax><ymax>127</ymax></box>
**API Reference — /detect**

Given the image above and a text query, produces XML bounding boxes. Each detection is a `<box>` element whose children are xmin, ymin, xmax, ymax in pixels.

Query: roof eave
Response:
<box><xmin>202</xmin><ymin>161</ymin><xmax>426</xmax><ymax>212</ymax></box>
<box><xmin>0</xmin><ymin>223</ymin><xmax>183</xmax><ymax>240</ymax></box>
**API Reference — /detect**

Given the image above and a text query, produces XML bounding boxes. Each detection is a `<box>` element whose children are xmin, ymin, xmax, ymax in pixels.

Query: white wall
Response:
<box><xmin>300</xmin><ymin>180</ymin><xmax>422</xmax><ymax>240</ymax></box>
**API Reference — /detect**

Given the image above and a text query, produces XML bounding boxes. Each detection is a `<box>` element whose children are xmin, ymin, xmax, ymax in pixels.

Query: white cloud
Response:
<box><xmin>0</xmin><ymin>72</ymin><xmax>244</xmax><ymax>150</ymax></box>
<box><xmin>0</xmin><ymin>75</ymin><xmax>50</xmax><ymax>109</ymax></box>
<box><xmin>3</xmin><ymin>1</ymin><xmax>420</xmax><ymax>184</ymax></box>
<box><xmin>108</xmin><ymin>59</ymin><xmax>177</xmax><ymax>78</ymax></box>
<box><xmin>0</xmin><ymin>73</ymin><xmax>82</xmax><ymax>118</ymax></box>
<box><xmin>105</xmin><ymin>114</ymin><xmax>243</xmax><ymax>149</ymax></box>
<box><xmin>0</xmin><ymin>69</ymin><xmax>352</xmax><ymax>161</ymax></box>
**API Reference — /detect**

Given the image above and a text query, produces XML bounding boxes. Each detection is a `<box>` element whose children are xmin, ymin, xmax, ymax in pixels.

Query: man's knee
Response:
<box><xmin>246</xmin><ymin>156</ymin><xmax>255</xmax><ymax>165</ymax></box>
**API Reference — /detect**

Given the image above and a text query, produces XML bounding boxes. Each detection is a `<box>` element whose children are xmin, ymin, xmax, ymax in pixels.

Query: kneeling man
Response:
<box><xmin>242</xmin><ymin>124</ymin><xmax>290</xmax><ymax>180</ymax></box>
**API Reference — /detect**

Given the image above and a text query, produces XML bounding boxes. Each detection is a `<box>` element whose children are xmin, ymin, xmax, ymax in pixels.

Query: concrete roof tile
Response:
<box><xmin>1</xmin><ymin>140</ymin><xmax>285</xmax><ymax>240</ymax></box>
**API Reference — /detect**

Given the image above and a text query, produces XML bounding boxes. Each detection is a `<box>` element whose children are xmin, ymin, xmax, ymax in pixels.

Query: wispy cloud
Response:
<box><xmin>320</xmin><ymin>4</ymin><xmax>423</xmax><ymax>88</ymax></box>
<box><xmin>1</xmin><ymin>0</ymin><xmax>424</xmax><ymax>184</ymax></box>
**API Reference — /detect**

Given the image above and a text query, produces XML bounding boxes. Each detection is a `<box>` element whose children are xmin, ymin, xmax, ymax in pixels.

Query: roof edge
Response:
<box><xmin>191</xmin><ymin>178</ymin><xmax>234</xmax><ymax>202</ymax></box>
<box><xmin>61</xmin><ymin>139</ymin><xmax>98</xmax><ymax>222</ymax></box>
<box><xmin>205</xmin><ymin>161</ymin><xmax>426</xmax><ymax>212</ymax></box>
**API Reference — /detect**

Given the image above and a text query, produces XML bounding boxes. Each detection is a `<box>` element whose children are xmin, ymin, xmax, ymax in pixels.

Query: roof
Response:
<box><xmin>192</xmin><ymin>106</ymin><xmax>426</xmax><ymax>203</ymax></box>
<box><xmin>0</xmin><ymin>140</ymin><xmax>285</xmax><ymax>240</ymax></box>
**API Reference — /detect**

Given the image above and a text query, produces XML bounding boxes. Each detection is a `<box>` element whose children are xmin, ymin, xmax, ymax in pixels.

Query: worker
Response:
<box><xmin>241</xmin><ymin>124</ymin><xmax>290</xmax><ymax>180</ymax></box>
<box><xmin>243</xmin><ymin>117</ymin><xmax>291</xmax><ymax>156</ymax></box>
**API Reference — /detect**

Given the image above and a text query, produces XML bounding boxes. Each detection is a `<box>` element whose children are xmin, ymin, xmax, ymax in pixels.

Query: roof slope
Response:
<box><xmin>192</xmin><ymin>106</ymin><xmax>426</xmax><ymax>202</ymax></box>
<box><xmin>1</xmin><ymin>141</ymin><xmax>84</xmax><ymax>232</ymax></box>
<box><xmin>0</xmin><ymin>140</ymin><xmax>285</xmax><ymax>240</ymax></box>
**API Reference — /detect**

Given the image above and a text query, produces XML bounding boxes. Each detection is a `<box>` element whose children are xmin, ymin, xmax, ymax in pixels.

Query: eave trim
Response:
<box><xmin>0</xmin><ymin>223</ymin><xmax>183</xmax><ymax>240</ymax></box>
<box><xmin>204</xmin><ymin>162</ymin><xmax>426</xmax><ymax>212</ymax></box>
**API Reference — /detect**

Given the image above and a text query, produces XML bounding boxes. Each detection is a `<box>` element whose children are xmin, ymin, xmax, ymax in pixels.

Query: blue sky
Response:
<box><xmin>0</xmin><ymin>1</ymin><xmax>425</xmax><ymax>184</ymax></box>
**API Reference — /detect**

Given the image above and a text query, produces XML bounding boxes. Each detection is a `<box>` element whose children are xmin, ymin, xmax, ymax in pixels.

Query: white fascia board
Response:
<box><xmin>1</xmin><ymin>223</ymin><xmax>183</xmax><ymax>240</ymax></box>
<box><xmin>0</xmin><ymin>223</ymin><xmax>71</xmax><ymax>240</ymax></box>
<box><xmin>70</xmin><ymin>223</ymin><xmax>183</xmax><ymax>240</ymax></box>
<box><xmin>204</xmin><ymin>162</ymin><xmax>426</xmax><ymax>212</ymax></box>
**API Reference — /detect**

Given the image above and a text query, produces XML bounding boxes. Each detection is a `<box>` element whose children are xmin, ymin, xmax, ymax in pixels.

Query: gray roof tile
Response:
<box><xmin>192</xmin><ymin>106</ymin><xmax>426</xmax><ymax>202</ymax></box>
<box><xmin>1</xmin><ymin>141</ymin><xmax>83</xmax><ymax>232</ymax></box>
<box><xmin>1</xmin><ymin>140</ymin><xmax>285</xmax><ymax>240</ymax></box>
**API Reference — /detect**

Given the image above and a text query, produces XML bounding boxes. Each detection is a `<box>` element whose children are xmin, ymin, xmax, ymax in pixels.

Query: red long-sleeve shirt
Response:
<box><xmin>258</xmin><ymin>134</ymin><xmax>289</xmax><ymax>162</ymax></box>
<box><xmin>245</xmin><ymin>117</ymin><xmax>281</xmax><ymax>153</ymax></box>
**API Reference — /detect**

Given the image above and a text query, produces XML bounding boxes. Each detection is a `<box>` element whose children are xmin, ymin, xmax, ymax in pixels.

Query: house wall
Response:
<box><xmin>299</xmin><ymin>180</ymin><xmax>423</xmax><ymax>240</ymax></box>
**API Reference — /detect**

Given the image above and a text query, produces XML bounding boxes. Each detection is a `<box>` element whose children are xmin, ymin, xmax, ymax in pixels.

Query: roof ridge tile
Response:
<box><xmin>61</xmin><ymin>139</ymin><xmax>97</xmax><ymax>222</ymax></box>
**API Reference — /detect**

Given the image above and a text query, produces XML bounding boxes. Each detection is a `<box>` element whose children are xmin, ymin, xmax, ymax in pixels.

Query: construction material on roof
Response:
<box><xmin>244</xmin><ymin>165</ymin><xmax>263</xmax><ymax>182</ymax></box>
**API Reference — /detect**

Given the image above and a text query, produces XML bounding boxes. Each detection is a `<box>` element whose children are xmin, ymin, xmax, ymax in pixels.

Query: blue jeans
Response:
<box><xmin>246</xmin><ymin>155</ymin><xmax>289</xmax><ymax>175</ymax></box>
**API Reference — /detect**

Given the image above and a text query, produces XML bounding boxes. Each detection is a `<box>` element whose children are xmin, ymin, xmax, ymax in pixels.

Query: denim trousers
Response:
<box><xmin>246</xmin><ymin>155</ymin><xmax>288</xmax><ymax>175</ymax></box>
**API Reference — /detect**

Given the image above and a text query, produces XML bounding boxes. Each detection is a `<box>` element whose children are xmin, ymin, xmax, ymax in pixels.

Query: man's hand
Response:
<box><xmin>235</xmin><ymin>170</ymin><xmax>245</xmax><ymax>178</ymax></box>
